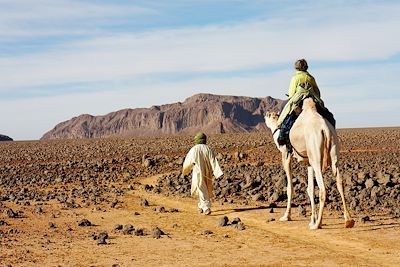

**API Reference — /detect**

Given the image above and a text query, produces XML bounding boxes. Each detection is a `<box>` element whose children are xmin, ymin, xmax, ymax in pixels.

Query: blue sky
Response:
<box><xmin>1</xmin><ymin>0</ymin><xmax>399</xmax><ymax>140</ymax></box>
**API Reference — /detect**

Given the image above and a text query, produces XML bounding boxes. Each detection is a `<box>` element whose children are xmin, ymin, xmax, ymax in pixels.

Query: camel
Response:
<box><xmin>264</xmin><ymin>98</ymin><xmax>355</xmax><ymax>229</ymax></box>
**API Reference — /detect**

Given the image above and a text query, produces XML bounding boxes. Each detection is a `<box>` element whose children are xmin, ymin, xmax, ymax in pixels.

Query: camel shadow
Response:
<box><xmin>210</xmin><ymin>205</ymin><xmax>271</xmax><ymax>216</ymax></box>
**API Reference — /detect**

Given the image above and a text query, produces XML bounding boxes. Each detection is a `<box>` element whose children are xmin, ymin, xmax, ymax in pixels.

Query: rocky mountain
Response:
<box><xmin>0</xmin><ymin>134</ymin><xmax>13</xmax><ymax>141</ymax></box>
<box><xmin>41</xmin><ymin>93</ymin><xmax>285</xmax><ymax>140</ymax></box>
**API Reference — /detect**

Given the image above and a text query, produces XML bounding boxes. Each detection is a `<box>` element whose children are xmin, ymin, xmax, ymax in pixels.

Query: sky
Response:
<box><xmin>1</xmin><ymin>0</ymin><xmax>399</xmax><ymax>140</ymax></box>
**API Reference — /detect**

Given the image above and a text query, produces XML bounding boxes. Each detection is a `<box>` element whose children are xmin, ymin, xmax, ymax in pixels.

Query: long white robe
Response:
<box><xmin>182</xmin><ymin>144</ymin><xmax>223</xmax><ymax>200</ymax></box>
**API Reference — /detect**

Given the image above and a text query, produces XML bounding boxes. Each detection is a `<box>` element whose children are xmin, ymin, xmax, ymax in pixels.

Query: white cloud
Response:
<box><xmin>1</xmin><ymin>1</ymin><xmax>400</xmax><ymax>92</ymax></box>
<box><xmin>0</xmin><ymin>0</ymin><xmax>154</xmax><ymax>39</ymax></box>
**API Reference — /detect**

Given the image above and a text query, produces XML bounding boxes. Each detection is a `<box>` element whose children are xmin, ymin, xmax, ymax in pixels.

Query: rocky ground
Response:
<box><xmin>0</xmin><ymin>128</ymin><xmax>399</xmax><ymax>266</ymax></box>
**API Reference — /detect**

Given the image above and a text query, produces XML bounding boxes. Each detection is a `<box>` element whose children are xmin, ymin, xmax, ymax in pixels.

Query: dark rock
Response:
<box><xmin>151</xmin><ymin>227</ymin><xmax>164</xmax><ymax>239</ymax></box>
<box><xmin>231</xmin><ymin>217</ymin><xmax>241</xmax><ymax>225</ymax></box>
<box><xmin>233</xmin><ymin>222</ymin><xmax>246</xmax><ymax>230</ymax></box>
<box><xmin>98</xmin><ymin>231</ymin><xmax>109</xmax><ymax>240</ymax></box>
<box><xmin>123</xmin><ymin>224</ymin><xmax>134</xmax><ymax>235</ymax></box>
<box><xmin>0</xmin><ymin>220</ymin><xmax>9</xmax><ymax>226</ymax></box>
<box><xmin>110</xmin><ymin>200</ymin><xmax>118</xmax><ymax>208</ymax></box>
<box><xmin>78</xmin><ymin>219</ymin><xmax>92</xmax><ymax>227</ymax></box>
<box><xmin>114</xmin><ymin>224</ymin><xmax>123</xmax><ymax>231</ymax></box>
<box><xmin>96</xmin><ymin>236</ymin><xmax>107</xmax><ymax>245</ymax></box>
<box><xmin>134</xmin><ymin>228</ymin><xmax>144</xmax><ymax>236</ymax></box>
<box><xmin>217</xmin><ymin>216</ymin><xmax>229</xmax><ymax>227</ymax></box>
<box><xmin>4</xmin><ymin>209</ymin><xmax>17</xmax><ymax>218</ymax></box>
<box><xmin>139</xmin><ymin>198</ymin><xmax>149</xmax><ymax>206</ymax></box>
<box><xmin>169</xmin><ymin>208</ymin><xmax>179</xmax><ymax>213</ymax></box>
<box><xmin>365</xmin><ymin>179</ymin><xmax>375</xmax><ymax>189</ymax></box>
<box><xmin>34</xmin><ymin>207</ymin><xmax>44</xmax><ymax>214</ymax></box>
<box><xmin>202</xmin><ymin>230</ymin><xmax>213</xmax><ymax>235</ymax></box>
<box><xmin>154</xmin><ymin>206</ymin><xmax>165</xmax><ymax>213</ymax></box>
<box><xmin>359</xmin><ymin>215</ymin><xmax>370</xmax><ymax>223</ymax></box>
<box><xmin>298</xmin><ymin>205</ymin><xmax>307</xmax><ymax>217</ymax></box>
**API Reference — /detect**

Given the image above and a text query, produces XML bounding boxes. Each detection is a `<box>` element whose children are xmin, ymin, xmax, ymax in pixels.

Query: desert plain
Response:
<box><xmin>1</xmin><ymin>127</ymin><xmax>400</xmax><ymax>266</ymax></box>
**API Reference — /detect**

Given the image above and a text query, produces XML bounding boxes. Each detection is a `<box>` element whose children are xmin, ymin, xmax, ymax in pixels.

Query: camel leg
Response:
<box><xmin>309</xmin><ymin>167</ymin><xmax>326</xmax><ymax>230</ymax></box>
<box><xmin>307</xmin><ymin>166</ymin><xmax>317</xmax><ymax>227</ymax></box>
<box><xmin>280</xmin><ymin>151</ymin><xmax>293</xmax><ymax>221</ymax></box>
<box><xmin>333</xmin><ymin>166</ymin><xmax>355</xmax><ymax>228</ymax></box>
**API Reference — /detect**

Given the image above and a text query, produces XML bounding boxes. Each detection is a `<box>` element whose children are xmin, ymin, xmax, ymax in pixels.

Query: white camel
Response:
<box><xmin>264</xmin><ymin>98</ymin><xmax>355</xmax><ymax>229</ymax></box>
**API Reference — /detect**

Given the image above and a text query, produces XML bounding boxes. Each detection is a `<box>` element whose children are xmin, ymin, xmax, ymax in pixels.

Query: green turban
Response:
<box><xmin>194</xmin><ymin>132</ymin><xmax>207</xmax><ymax>144</ymax></box>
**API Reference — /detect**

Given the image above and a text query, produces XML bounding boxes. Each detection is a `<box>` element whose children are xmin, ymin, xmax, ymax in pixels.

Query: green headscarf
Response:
<box><xmin>194</xmin><ymin>132</ymin><xmax>207</xmax><ymax>144</ymax></box>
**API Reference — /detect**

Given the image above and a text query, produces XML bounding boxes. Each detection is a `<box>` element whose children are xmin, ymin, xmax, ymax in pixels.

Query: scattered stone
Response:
<box><xmin>231</xmin><ymin>217</ymin><xmax>241</xmax><ymax>225</ymax></box>
<box><xmin>114</xmin><ymin>224</ymin><xmax>123</xmax><ymax>231</ymax></box>
<box><xmin>266</xmin><ymin>218</ymin><xmax>276</xmax><ymax>223</ymax></box>
<box><xmin>110</xmin><ymin>200</ymin><xmax>118</xmax><ymax>208</ymax></box>
<box><xmin>169</xmin><ymin>208</ymin><xmax>179</xmax><ymax>213</ymax></box>
<box><xmin>365</xmin><ymin>179</ymin><xmax>375</xmax><ymax>189</ymax></box>
<box><xmin>217</xmin><ymin>216</ymin><xmax>229</xmax><ymax>227</ymax></box>
<box><xmin>48</xmin><ymin>222</ymin><xmax>56</xmax><ymax>228</ymax></box>
<box><xmin>202</xmin><ymin>230</ymin><xmax>213</xmax><ymax>235</ymax></box>
<box><xmin>298</xmin><ymin>205</ymin><xmax>307</xmax><ymax>217</ymax></box>
<box><xmin>233</xmin><ymin>222</ymin><xmax>246</xmax><ymax>231</ymax></box>
<box><xmin>78</xmin><ymin>219</ymin><xmax>92</xmax><ymax>227</ymax></box>
<box><xmin>134</xmin><ymin>228</ymin><xmax>145</xmax><ymax>236</ymax></box>
<box><xmin>359</xmin><ymin>215</ymin><xmax>371</xmax><ymax>223</ymax></box>
<box><xmin>123</xmin><ymin>224</ymin><xmax>134</xmax><ymax>235</ymax></box>
<box><xmin>0</xmin><ymin>220</ymin><xmax>9</xmax><ymax>226</ymax></box>
<box><xmin>34</xmin><ymin>207</ymin><xmax>44</xmax><ymax>214</ymax></box>
<box><xmin>98</xmin><ymin>230</ymin><xmax>109</xmax><ymax>240</ymax></box>
<box><xmin>223</xmin><ymin>233</ymin><xmax>230</xmax><ymax>238</ymax></box>
<box><xmin>4</xmin><ymin>209</ymin><xmax>17</xmax><ymax>218</ymax></box>
<box><xmin>151</xmin><ymin>227</ymin><xmax>164</xmax><ymax>239</ymax></box>
<box><xmin>133</xmin><ymin>212</ymin><xmax>140</xmax><ymax>216</ymax></box>
<box><xmin>96</xmin><ymin>237</ymin><xmax>107</xmax><ymax>245</ymax></box>
<box><xmin>154</xmin><ymin>206</ymin><xmax>165</xmax><ymax>213</ymax></box>
<box><xmin>143</xmin><ymin>158</ymin><xmax>155</xmax><ymax>168</ymax></box>
<box><xmin>139</xmin><ymin>199</ymin><xmax>149</xmax><ymax>206</ymax></box>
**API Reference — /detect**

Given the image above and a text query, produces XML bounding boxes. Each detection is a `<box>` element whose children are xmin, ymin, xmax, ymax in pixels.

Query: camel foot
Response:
<box><xmin>308</xmin><ymin>220</ymin><xmax>316</xmax><ymax>227</ymax></box>
<box><xmin>345</xmin><ymin>219</ymin><xmax>355</xmax><ymax>228</ymax></box>
<box><xmin>279</xmin><ymin>215</ymin><xmax>291</xmax><ymax>222</ymax></box>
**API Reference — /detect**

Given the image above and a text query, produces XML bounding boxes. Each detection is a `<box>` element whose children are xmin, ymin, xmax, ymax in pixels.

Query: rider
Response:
<box><xmin>277</xmin><ymin>59</ymin><xmax>333</xmax><ymax>146</ymax></box>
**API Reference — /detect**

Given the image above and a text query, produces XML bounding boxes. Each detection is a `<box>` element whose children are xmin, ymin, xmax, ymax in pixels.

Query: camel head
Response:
<box><xmin>264</xmin><ymin>111</ymin><xmax>279</xmax><ymax>130</ymax></box>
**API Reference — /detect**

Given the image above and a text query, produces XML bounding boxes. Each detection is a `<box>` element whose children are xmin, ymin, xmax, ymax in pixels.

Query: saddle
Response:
<box><xmin>277</xmin><ymin>99</ymin><xmax>336</xmax><ymax>151</ymax></box>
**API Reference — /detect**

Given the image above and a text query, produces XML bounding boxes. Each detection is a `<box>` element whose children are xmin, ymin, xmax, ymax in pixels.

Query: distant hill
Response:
<box><xmin>0</xmin><ymin>134</ymin><xmax>13</xmax><ymax>141</ymax></box>
<box><xmin>41</xmin><ymin>93</ymin><xmax>285</xmax><ymax>140</ymax></box>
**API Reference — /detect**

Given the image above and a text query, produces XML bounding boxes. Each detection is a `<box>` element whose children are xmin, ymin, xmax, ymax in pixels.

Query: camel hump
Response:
<box><xmin>302</xmin><ymin>98</ymin><xmax>317</xmax><ymax>111</ymax></box>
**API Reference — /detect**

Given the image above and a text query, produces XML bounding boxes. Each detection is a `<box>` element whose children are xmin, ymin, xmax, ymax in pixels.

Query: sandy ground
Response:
<box><xmin>1</xmin><ymin>173</ymin><xmax>399</xmax><ymax>267</ymax></box>
<box><xmin>1</xmin><ymin>129</ymin><xmax>400</xmax><ymax>266</ymax></box>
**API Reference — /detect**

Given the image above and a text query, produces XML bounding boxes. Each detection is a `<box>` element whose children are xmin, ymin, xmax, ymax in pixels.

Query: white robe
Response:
<box><xmin>182</xmin><ymin>144</ymin><xmax>223</xmax><ymax>199</ymax></box>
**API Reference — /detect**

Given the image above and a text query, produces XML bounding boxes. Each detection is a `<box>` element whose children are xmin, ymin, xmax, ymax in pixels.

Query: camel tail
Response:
<box><xmin>321</xmin><ymin>128</ymin><xmax>331</xmax><ymax>173</ymax></box>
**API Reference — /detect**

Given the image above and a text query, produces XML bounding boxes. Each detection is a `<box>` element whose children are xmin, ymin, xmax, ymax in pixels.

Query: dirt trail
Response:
<box><xmin>1</xmin><ymin>177</ymin><xmax>400</xmax><ymax>266</ymax></box>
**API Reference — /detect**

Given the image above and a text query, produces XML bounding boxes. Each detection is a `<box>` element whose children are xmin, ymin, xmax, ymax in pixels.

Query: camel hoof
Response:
<box><xmin>309</xmin><ymin>224</ymin><xmax>321</xmax><ymax>230</ymax></box>
<box><xmin>345</xmin><ymin>219</ymin><xmax>355</xmax><ymax>228</ymax></box>
<box><xmin>279</xmin><ymin>216</ymin><xmax>291</xmax><ymax>222</ymax></box>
